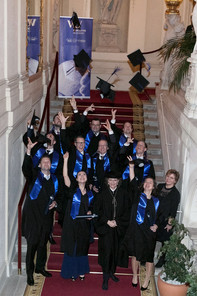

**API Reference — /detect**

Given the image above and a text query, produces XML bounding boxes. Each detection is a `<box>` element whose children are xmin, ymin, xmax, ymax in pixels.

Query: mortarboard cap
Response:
<box><xmin>127</xmin><ymin>49</ymin><xmax>145</xmax><ymax>67</ymax></box>
<box><xmin>106</xmin><ymin>171</ymin><xmax>122</xmax><ymax>179</ymax></box>
<box><xmin>129</xmin><ymin>72</ymin><xmax>149</xmax><ymax>92</ymax></box>
<box><xmin>96</xmin><ymin>77</ymin><xmax>115</xmax><ymax>102</ymax></box>
<box><xmin>73</xmin><ymin>49</ymin><xmax>91</xmax><ymax>69</ymax></box>
<box><xmin>36</xmin><ymin>132</ymin><xmax>51</xmax><ymax>145</ymax></box>
<box><xmin>30</xmin><ymin>110</ymin><xmax>40</xmax><ymax>126</ymax></box>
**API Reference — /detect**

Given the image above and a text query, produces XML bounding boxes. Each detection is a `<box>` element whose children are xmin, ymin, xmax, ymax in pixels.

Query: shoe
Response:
<box><xmin>110</xmin><ymin>273</ymin><xmax>119</xmax><ymax>282</ymax></box>
<box><xmin>132</xmin><ymin>282</ymin><xmax>138</xmax><ymax>287</ymax></box>
<box><xmin>102</xmin><ymin>279</ymin><xmax>108</xmax><ymax>290</ymax></box>
<box><xmin>79</xmin><ymin>275</ymin><xmax>85</xmax><ymax>281</ymax></box>
<box><xmin>27</xmin><ymin>274</ymin><xmax>34</xmax><ymax>286</ymax></box>
<box><xmin>71</xmin><ymin>276</ymin><xmax>76</xmax><ymax>281</ymax></box>
<box><xmin>35</xmin><ymin>269</ymin><xmax>52</xmax><ymax>277</ymax></box>
<box><xmin>49</xmin><ymin>235</ymin><xmax>56</xmax><ymax>245</ymax></box>
<box><xmin>141</xmin><ymin>281</ymin><xmax>150</xmax><ymax>291</ymax></box>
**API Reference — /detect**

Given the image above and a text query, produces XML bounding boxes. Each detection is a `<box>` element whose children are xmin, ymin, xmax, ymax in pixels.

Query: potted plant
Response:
<box><xmin>157</xmin><ymin>219</ymin><xmax>197</xmax><ymax>296</ymax></box>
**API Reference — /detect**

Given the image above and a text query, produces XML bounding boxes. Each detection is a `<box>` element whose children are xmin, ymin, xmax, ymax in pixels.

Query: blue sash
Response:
<box><xmin>32</xmin><ymin>148</ymin><xmax>46</xmax><ymax>167</ymax></box>
<box><xmin>58</xmin><ymin>134</ymin><xmax>64</xmax><ymax>155</ymax></box>
<box><xmin>136</xmin><ymin>193</ymin><xmax>160</xmax><ymax>225</ymax></box>
<box><xmin>122</xmin><ymin>155</ymin><xmax>151</xmax><ymax>180</ymax></box>
<box><xmin>32</xmin><ymin>148</ymin><xmax>59</xmax><ymax>174</ymax></box>
<box><xmin>70</xmin><ymin>188</ymin><xmax>94</xmax><ymax>219</ymax></box>
<box><xmin>119</xmin><ymin>134</ymin><xmax>127</xmax><ymax>147</ymax></box>
<box><xmin>73</xmin><ymin>150</ymin><xmax>91</xmax><ymax>178</ymax></box>
<box><xmin>29</xmin><ymin>171</ymin><xmax>58</xmax><ymax>200</ymax></box>
<box><xmin>84</xmin><ymin>130</ymin><xmax>94</xmax><ymax>152</ymax></box>
<box><xmin>50</xmin><ymin>151</ymin><xmax>59</xmax><ymax>174</ymax></box>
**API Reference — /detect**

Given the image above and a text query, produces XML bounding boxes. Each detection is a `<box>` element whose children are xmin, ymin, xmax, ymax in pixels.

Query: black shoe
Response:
<box><xmin>27</xmin><ymin>274</ymin><xmax>34</xmax><ymax>286</ymax></box>
<box><xmin>141</xmin><ymin>281</ymin><xmax>150</xmax><ymax>291</ymax></box>
<box><xmin>110</xmin><ymin>273</ymin><xmax>119</xmax><ymax>282</ymax></box>
<box><xmin>79</xmin><ymin>275</ymin><xmax>85</xmax><ymax>281</ymax></box>
<box><xmin>35</xmin><ymin>269</ymin><xmax>52</xmax><ymax>277</ymax></box>
<box><xmin>102</xmin><ymin>279</ymin><xmax>108</xmax><ymax>290</ymax></box>
<box><xmin>132</xmin><ymin>282</ymin><xmax>138</xmax><ymax>287</ymax></box>
<box><xmin>49</xmin><ymin>235</ymin><xmax>56</xmax><ymax>245</ymax></box>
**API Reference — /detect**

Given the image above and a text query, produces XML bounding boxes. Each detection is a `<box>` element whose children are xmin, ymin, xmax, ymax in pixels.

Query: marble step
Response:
<box><xmin>143</xmin><ymin>109</ymin><xmax>158</xmax><ymax>119</ymax></box>
<box><xmin>144</xmin><ymin>117</ymin><xmax>159</xmax><ymax>127</ymax></box>
<box><xmin>145</xmin><ymin>126</ymin><xmax>160</xmax><ymax>136</ymax></box>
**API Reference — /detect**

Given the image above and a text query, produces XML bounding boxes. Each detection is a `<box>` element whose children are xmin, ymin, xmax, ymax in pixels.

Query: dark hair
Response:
<box><xmin>53</xmin><ymin>113</ymin><xmax>59</xmax><ymax>122</ymax></box>
<box><xmin>123</xmin><ymin>121</ymin><xmax>132</xmax><ymax>128</ymax></box>
<box><xmin>76</xmin><ymin>170</ymin><xmax>89</xmax><ymax>191</ymax></box>
<box><xmin>139</xmin><ymin>177</ymin><xmax>158</xmax><ymax>196</ymax></box>
<box><xmin>39</xmin><ymin>155</ymin><xmax>51</xmax><ymax>164</ymax></box>
<box><xmin>166</xmin><ymin>169</ymin><xmax>180</xmax><ymax>183</ymax></box>
<box><xmin>91</xmin><ymin>118</ymin><xmax>101</xmax><ymax>124</ymax></box>
<box><xmin>74</xmin><ymin>135</ymin><xmax>85</xmax><ymax>142</ymax></box>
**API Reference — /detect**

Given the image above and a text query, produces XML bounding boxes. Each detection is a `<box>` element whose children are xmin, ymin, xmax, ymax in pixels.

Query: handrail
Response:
<box><xmin>18</xmin><ymin>51</ymin><xmax>59</xmax><ymax>274</ymax></box>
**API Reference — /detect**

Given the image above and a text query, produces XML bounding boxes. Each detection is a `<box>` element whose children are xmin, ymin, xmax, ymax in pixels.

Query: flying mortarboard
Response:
<box><xmin>30</xmin><ymin>110</ymin><xmax>40</xmax><ymax>126</ymax></box>
<box><xmin>73</xmin><ymin>49</ymin><xmax>92</xmax><ymax>70</ymax></box>
<box><xmin>96</xmin><ymin>77</ymin><xmax>115</xmax><ymax>102</ymax></box>
<box><xmin>127</xmin><ymin>49</ymin><xmax>146</xmax><ymax>67</ymax></box>
<box><xmin>129</xmin><ymin>72</ymin><xmax>149</xmax><ymax>93</ymax></box>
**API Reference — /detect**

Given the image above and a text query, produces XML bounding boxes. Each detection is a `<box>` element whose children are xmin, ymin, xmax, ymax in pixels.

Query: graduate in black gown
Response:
<box><xmin>60</xmin><ymin>152</ymin><xmax>94</xmax><ymax>281</ymax></box>
<box><xmin>94</xmin><ymin>171</ymin><xmax>130</xmax><ymax>290</ymax></box>
<box><xmin>155</xmin><ymin>169</ymin><xmax>180</xmax><ymax>267</ymax></box>
<box><xmin>125</xmin><ymin>156</ymin><xmax>160</xmax><ymax>291</ymax></box>
<box><xmin>22</xmin><ymin>139</ymin><xmax>62</xmax><ymax>286</ymax></box>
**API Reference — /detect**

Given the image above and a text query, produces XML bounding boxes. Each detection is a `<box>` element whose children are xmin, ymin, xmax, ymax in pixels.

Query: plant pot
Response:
<box><xmin>157</xmin><ymin>273</ymin><xmax>188</xmax><ymax>296</ymax></box>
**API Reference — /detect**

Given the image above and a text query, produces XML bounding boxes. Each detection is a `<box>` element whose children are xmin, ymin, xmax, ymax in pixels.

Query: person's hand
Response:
<box><xmin>165</xmin><ymin>224</ymin><xmax>172</xmax><ymax>232</ymax></box>
<box><xmin>63</xmin><ymin>152</ymin><xmax>69</xmax><ymax>160</ymax></box>
<box><xmin>127</xmin><ymin>155</ymin><xmax>134</xmax><ymax>167</ymax></box>
<box><xmin>70</xmin><ymin>95</ymin><xmax>77</xmax><ymax>110</ymax></box>
<box><xmin>58</xmin><ymin>112</ymin><xmax>69</xmax><ymax>127</ymax></box>
<box><xmin>107</xmin><ymin>220</ymin><xmax>117</xmax><ymax>228</ymax></box>
<box><xmin>126</xmin><ymin>137</ymin><xmax>134</xmax><ymax>144</ymax></box>
<box><xmin>150</xmin><ymin>224</ymin><xmax>158</xmax><ymax>232</ymax></box>
<box><xmin>49</xmin><ymin>201</ymin><xmax>57</xmax><ymax>210</ymax></box>
<box><xmin>87</xmin><ymin>210</ymin><xmax>92</xmax><ymax>220</ymax></box>
<box><xmin>92</xmin><ymin>185</ymin><xmax>99</xmax><ymax>193</ymax></box>
<box><xmin>103</xmin><ymin>119</ymin><xmax>111</xmax><ymax>132</ymax></box>
<box><xmin>111</xmin><ymin>109</ymin><xmax>117</xmax><ymax>120</ymax></box>
<box><xmin>27</xmin><ymin>137</ymin><xmax>37</xmax><ymax>154</ymax></box>
<box><xmin>85</xmin><ymin>103</ymin><xmax>95</xmax><ymax>113</ymax></box>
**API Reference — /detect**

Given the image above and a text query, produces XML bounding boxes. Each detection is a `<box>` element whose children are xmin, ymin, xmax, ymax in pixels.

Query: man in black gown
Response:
<box><xmin>22</xmin><ymin>139</ymin><xmax>62</xmax><ymax>286</ymax></box>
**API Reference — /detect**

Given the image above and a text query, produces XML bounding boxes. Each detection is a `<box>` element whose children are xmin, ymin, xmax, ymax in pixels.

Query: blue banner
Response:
<box><xmin>58</xmin><ymin>17</ymin><xmax>93</xmax><ymax>98</ymax></box>
<box><xmin>27</xmin><ymin>16</ymin><xmax>40</xmax><ymax>75</ymax></box>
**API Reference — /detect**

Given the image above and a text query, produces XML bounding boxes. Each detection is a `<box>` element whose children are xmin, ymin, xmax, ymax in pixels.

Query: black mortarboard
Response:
<box><xmin>70</xmin><ymin>11</ymin><xmax>81</xmax><ymax>30</ymax></box>
<box><xmin>129</xmin><ymin>159</ymin><xmax>145</xmax><ymax>168</ymax></box>
<box><xmin>73</xmin><ymin>49</ymin><xmax>91</xmax><ymax>69</ymax></box>
<box><xmin>127</xmin><ymin>49</ymin><xmax>145</xmax><ymax>67</ymax></box>
<box><xmin>129</xmin><ymin>72</ymin><xmax>149</xmax><ymax>92</ymax></box>
<box><xmin>30</xmin><ymin>110</ymin><xmax>40</xmax><ymax>126</ymax></box>
<box><xmin>36</xmin><ymin>133</ymin><xmax>51</xmax><ymax>144</ymax></box>
<box><xmin>96</xmin><ymin>77</ymin><xmax>115</xmax><ymax>102</ymax></box>
<box><xmin>106</xmin><ymin>171</ymin><xmax>122</xmax><ymax>179</ymax></box>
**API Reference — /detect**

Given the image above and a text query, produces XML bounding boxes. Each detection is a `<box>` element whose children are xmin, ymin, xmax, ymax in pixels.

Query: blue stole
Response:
<box><xmin>92</xmin><ymin>153</ymin><xmax>111</xmax><ymax>175</ymax></box>
<box><xmin>122</xmin><ymin>154</ymin><xmax>151</xmax><ymax>180</ymax></box>
<box><xmin>119</xmin><ymin>136</ymin><xmax>137</xmax><ymax>154</ymax></box>
<box><xmin>70</xmin><ymin>188</ymin><xmax>94</xmax><ymax>219</ymax></box>
<box><xmin>51</xmin><ymin>127</ymin><xmax>64</xmax><ymax>155</ymax></box>
<box><xmin>73</xmin><ymin>150</ymin><xmax>91</xmax><ymax>178</ymax></box>
<box><xmin>29</xmin><ymin>171</ymin><xmax>58</xmax><ymax>200</ymax></box>
<box><xmin>84</xmin><ymin>130</ymin><xmax>94</xmax><ymax>152</ymax></box>
<box><xmin>136</xmin><ymin>193</ymin><xmax>160</xmax><ymax>225</ymax></box>
<box><xmin>32</xmin><ymin>148</ymin><xmax>59</xmax><ymax>174</ymax></box>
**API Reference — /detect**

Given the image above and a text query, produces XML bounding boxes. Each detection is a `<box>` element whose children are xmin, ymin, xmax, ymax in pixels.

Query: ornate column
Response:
<box><xmin>184</xmin><ymin>0</ymin><xmax>197</xmax><ymax>118</ymax></box>
<box><xmin>161</xmin><ymin>0</ymin><xmax>185</xmax><ymax>90</ymax></box>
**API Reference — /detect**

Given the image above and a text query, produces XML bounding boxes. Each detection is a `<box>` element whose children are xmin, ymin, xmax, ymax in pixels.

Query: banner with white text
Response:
<box><xmin>58</xmin><ymin>17</ymin><xmax>93</xmax><ymax>98</ymax></box>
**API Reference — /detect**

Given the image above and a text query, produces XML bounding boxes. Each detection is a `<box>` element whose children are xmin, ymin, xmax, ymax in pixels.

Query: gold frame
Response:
<box><xmin>165</xmin><ymin>0</ymin><xmax>183</xmax><ymax>14</ymax></box>
<box><xmin>26</xmin><ymin>0</ymin><xmax>43</xmax><ymax>74</ymax></box>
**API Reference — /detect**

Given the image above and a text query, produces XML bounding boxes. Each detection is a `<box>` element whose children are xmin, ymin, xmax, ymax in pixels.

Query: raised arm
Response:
<box><xmin>63</xmin><ymin>152</ymin><xmax>71</xmax><ymax>187</ymax></box>
<box><xmin>127</xmin><ymin>155</ymin><xmax>135</xmax><ymax>181</ymax></box>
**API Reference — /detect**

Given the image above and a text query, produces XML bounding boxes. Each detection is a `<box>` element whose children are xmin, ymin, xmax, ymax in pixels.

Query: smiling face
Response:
<box><xmin>143</xmin><ymin>178</ymin><xmax>154</xmax><ymax>194</ymax></box>
<box><xmin>91</xmin><ymin>120</ymin><xmax>101</xmax><ymax>133</ymax></box>
<box><xmin>40</xmin><ymin>156</ymin><xmax>51</xmax><ymax>174</ymax></box>
<box><xmin>76</xmin><ymin>171</ymin><xmax>87</xmax><ymax>184</ymax></box>
<box><xmin>165</xmin><ymin>173</ymin><xmax>176</xmax><ymax>188</ymax></box>
<box><xmin>53</xmin><ymin>114</ymin><xmax>61</xmax><ymax>127</ymax></box>
<box><xmin>123</xmin><ymin>122</ymin><xmax>132</xmax><ymax>136</ymax></box>
<box><xmin>107</xmin><ymin>178</ymin><xmax>119</xmax><ymax>190</ymax></box>
<box><xmin>136</xmin><ymin>141</ymin><xmax>146</xmax><ymax>157</ymax></box>
<box><xmin>74</xmin><ymin>137</ymin><xmax>85</xmax><ymax>153</ymax></box>
<box><xmin>98</xmin><ymin>140</ymin><xmax>108</xmax><ymax>155</ymax></box>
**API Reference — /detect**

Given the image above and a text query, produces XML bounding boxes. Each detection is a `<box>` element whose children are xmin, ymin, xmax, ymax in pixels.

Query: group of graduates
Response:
<box><xmin>22</xmin><ymin>97</ymin><xmax>180</xmax><ymax>291</ymax></box>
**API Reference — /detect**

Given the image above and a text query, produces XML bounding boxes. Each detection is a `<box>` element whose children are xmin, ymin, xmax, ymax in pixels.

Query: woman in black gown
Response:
<box><xmin>60</xmin><ymin>152</ymin><xmax>94</xmax><ymax>280</ymax></box>
<box><xmin>126</xmin><ymin>156</ymin><xmax>160</xmax><ymax>291</ymax></box>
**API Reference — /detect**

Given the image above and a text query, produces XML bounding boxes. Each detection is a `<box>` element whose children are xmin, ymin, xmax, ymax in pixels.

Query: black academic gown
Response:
<box><xmin>60</xmin><ymin>186</ymin><xmax>93</xmax><ymax>256</ymax></box>
<box><xmin>94</xmin><ymin>184</ymin><xmax>130</xmax><ymax>273</ymax></box>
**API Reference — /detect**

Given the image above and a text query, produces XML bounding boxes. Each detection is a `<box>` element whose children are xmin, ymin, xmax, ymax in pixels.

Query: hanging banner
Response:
<box><xmin>27</xmin><ymin>16</ymin><xmax>40</xmax><ymax>76</ymax></box>
<box><xmin>58</xmin><ymin>17</ymin><xmax>93</xmax><ymax>98</ymax></box>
